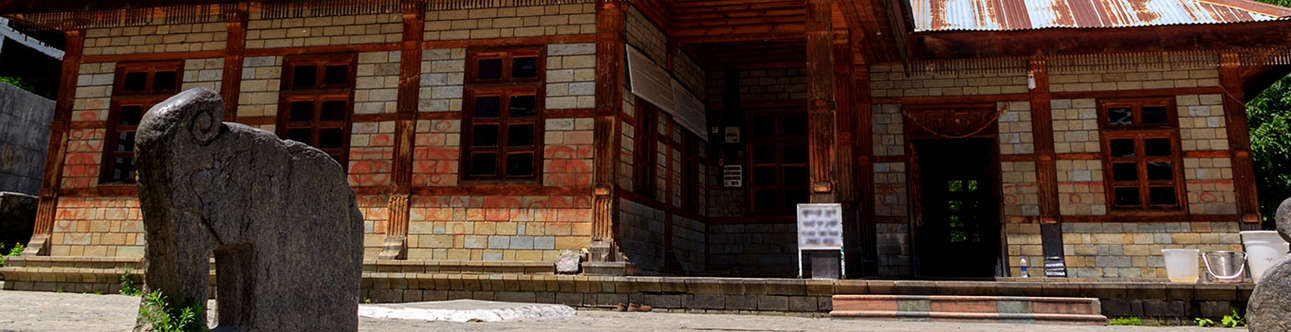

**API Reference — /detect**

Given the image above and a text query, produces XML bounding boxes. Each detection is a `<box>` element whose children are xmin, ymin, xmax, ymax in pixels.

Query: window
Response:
<box><xmin>1099</xmin><ymin>98</ymin><xmax>1184</xmax><ymax>212</ymax></box>
<box><xmin>746</xmin><ymin>109</ymin><xmax>809</xmax><ymax>213</ymax></box>
<box><xmin>634</xmin><ymin>103</ymin><xmax>658</xmax><ymax>197</ymax></box>
<box><xmin>101</xmin><ymin>61</ymin><xmax>183</xmax><ymax>184</ymax></box>
<box><xmin>278</xmin><ymin>54</ymin><xmax>355</xmax><ymax>165</ymax></box>
<box><xmin>462</xmin><ymin>47</ymin><xmax>544</xmax><ymax>181</ymax></box>
<box><xmin>683</xmin><ymin>132</ymin><xmax>704</xmax><ymax>210</ymax></box>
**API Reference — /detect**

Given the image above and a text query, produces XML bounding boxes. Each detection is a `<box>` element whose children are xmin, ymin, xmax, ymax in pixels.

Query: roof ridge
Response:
<box><xmin>1197</xmin><ymin>0</ymin><xmax>1291</xmax><ymax>17</ymax></box>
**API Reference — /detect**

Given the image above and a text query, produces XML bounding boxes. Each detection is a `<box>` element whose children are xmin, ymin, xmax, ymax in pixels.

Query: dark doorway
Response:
<box><xmin>913</xmin><ymin>138</ymin><xmax>1001</xmax><ymax>279</ymax></box>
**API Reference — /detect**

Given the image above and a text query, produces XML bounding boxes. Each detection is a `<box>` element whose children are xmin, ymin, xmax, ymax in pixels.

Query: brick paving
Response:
<box><xmin>0</xmin><ymin>289</ymin><xmax>1234</xmax><ymax>331</ymax></box>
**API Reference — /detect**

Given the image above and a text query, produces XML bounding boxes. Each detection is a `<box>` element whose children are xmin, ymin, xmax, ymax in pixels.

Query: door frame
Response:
<box><xmin>901</xmin><ymin>103</ymin><xmax>1006</xmax><ymax>279</ymax></box>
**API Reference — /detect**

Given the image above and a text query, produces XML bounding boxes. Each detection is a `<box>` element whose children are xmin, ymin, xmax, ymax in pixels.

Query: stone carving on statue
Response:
<box><xmin>132</xmin><ymin>88</ymin><xmax>363</xmax><ymax>331</ymax></box>
<box><xmin>1247</xmin><ymin>197</ymin><xmax>1291</xmax><ymax>331</ymax></box>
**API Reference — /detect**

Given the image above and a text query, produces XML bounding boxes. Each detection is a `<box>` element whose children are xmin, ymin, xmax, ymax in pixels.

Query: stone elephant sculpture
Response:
<box><xmin>133</xmin><ymin>88</ymin><xmax>362</xmax><ymax>331</ymax></box>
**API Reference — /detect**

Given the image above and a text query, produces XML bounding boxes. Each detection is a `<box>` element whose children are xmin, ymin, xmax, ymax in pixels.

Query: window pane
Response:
<box><xmin>785</xmin><ymin>189</ymin><xmax>808</xmax><ymax>210</ymax></box>
<box><xmin>1110</xmin><ymin>139</ymin><xmax>1136</xmax><ymax>158</ymax></box>
<box><xmin>1114</xmin><ymin>187</ymin><xmax>1140</xmax><ymax>206</ymax></box>
<box><xmin>293</xmin><ymin>65</ymin><xmax>317</xmax><ymax>89</ymax></box>
<box><xmin>1142</xmin><ymin>106</ymin><xmax>1168</xmax><ymax>125</ymax></box>
<box><xmin>509</xmin><ymin>95</ymin><xmax>536</xmax><ymax>117</ymax></box>
<box><xmin>153</xmin><ymin>71</ymin><xmax>177</xmax><ymax>92</ymax></box>
<box><xmin>112</xmin><ymin>157</ymin><xmax>134</xmax><ymax>181</ymax></box>
<box><xmin>1147</xmin><ymin>162</ymin><xmax>1173</xmax><ymax>181</ymax></box>
<box><xmin>783</xmin><ymin>145</ymin><xmax>807</xmax><ymax>164</ymax></box>
<box><xmin>475</xmin><ymin>96</ymin><xmax>500</xmax><ymax>118</ymax></box>
<box><xmin>753</xmin><ymin>166</ymin><xmax>777</xmax><ymax>186</ymax></box>
<box><xmin>753</xmin><ymin>190</ymin><xmax>777</xmax><ymax>210</ymax></box>
<box><xmin>123</xmin><ymin>72</ymin><xmax>147</xmax><ymax>92</ymax></box>
<box><xmin>1108</xmin><ymin>107</ymin><xmax>1133</xmax><ymax>126</ymax></box>
<box><xmin>1145</xmin><ymin>138</ymin><xmax>1171</xmax><ymax>156</ymax></box>
<box><xmin>470</xmin><ymin>153</ymin><xmax>497</xmax><ymax>175</ymax></box>
<box><xmin>321</xmin><ymin>101</ymin><xmax>346</xmax><ymax>121</ymax></box>
<box><xmin>752</xmin><ymin>145</ymin><xmax>775</xmax><ymax>164</ymax></box>
<box><xmin>324</xmin><ymin>65</ymin><xmax>349</xmax><ymax>86</ymax></box>
<box><xmin>752</xmin><ymin>115</ymin><xmax>775</xmax><ymax>138</ymax></box>
<box><xmin>289</xmin><ymin>101</ymin><xmax>314</xmax><ymax>122</ymax></box>
<box><xmin>116</xmin><ymin>131</ymin><xmax>136</xmax><ymax>152</ymax></box>
<box><xmin>783</xmin><ymin>166</ymin><xmax>808</xmax><ymax>186</ymax></box>
<box><xmin>1149</xmin><ymin>186</ymin><xmax>1177</xmax><ymax>206</ymax></box>
<box><xmin>119</xmin><ymin>106</ymin><xmax>144</xmax><ymax>126</ymax></box>
<box><xmin>477</xmin><ymin>59</ymin><xmax>502</xmax><ymax>80</ymax></box>
<box><xmin>512</xmin><ymin>57</ymin><xmax>538</xmax><ymax>78</ymax></box>
<box><xmin>783</xmin><ymin>113</ymin><xmax>807</xmax><ymax>136</ymax></box>
<box><xmin>472</xmin><ymin>125</ymin><xmax>499</xmax><ymax>147</ymax></box>
<box><xmin>1112</xmin><ymin>163</ymin><xmax>1138</xmax><ymax>182</ymax></box>
<box><xmin>507</xmin><ymin>124</ymin><xmax>534</xmax><ymax>146</ymax></box>
<box><xmin>505</xmin><ymin>153</ymin><xmax>534</xmax><ymax>176</ymax></box>
<box><xmin>286</xmin><ymin>128</ymin><xmax>311</xmax><ymax>143</ymax></box>
<box><xmin>318</xmin><ymin>128</ymin><xmax>344</xmax><ymax>149</ymax></box>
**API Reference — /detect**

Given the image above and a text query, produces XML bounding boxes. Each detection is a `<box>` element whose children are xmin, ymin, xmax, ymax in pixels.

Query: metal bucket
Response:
<box><xmin>1201</xmin><ymin>250</ymin><xmax>1247</xmax><ymax>282</ymax></box>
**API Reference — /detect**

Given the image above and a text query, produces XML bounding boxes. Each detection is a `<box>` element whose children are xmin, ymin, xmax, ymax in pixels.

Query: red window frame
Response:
<box><xmin>461</xmin><ymin>47</ymin><xmax>545</xmax><ymax>182</ymax></box>
<box><xmin>276</xmin><ymin>54</ymin><xmax>356</xmax><ymax>167</ymax></box>
<box><xmin>1097</xmin><ymin>97</ymin><xmax>1186</xmax><ymax>213</ymax></box>
<box><xmin>744</xmin><ymin>107</ymin><xmax>810</xmax><ymax>214</ymax></box>
<box><xmin>100</xmin><ymin>61</ymin><xmax>183</xmax><ymax>184</ymax></box>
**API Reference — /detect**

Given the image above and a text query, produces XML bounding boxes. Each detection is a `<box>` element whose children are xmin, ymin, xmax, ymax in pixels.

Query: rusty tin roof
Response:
<box><xmin>910</xmin><ymin>0</ymin><xmax>1291</xmax><ymax>31</ymax></box>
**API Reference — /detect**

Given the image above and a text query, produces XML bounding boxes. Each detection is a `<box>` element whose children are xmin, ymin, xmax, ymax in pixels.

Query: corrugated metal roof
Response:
<box><xmin>911</xmin><ymin>0</ymin><xmax>1291</xmax><ymax>31</ymax></box>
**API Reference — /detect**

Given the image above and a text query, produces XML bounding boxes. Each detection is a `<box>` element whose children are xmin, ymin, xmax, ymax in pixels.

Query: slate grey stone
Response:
<box><xmin>1277</xmin><ymin>197</ymin><xmax>1291</xmax><ymax>243</ymax></box>
<box><xmin>556</xmin><ymin>249</ymin><xmax>584</xmax><ymax>274</ymax></box>
<box><xmin>133</xmin><ymin>88</ymin><xmax>362</xmax><ymax>332</ymax></box>
<box><xmin>1248</xmin><ymin>197</ymin><xmax>1291</xmax><ymax>331</ymax></box>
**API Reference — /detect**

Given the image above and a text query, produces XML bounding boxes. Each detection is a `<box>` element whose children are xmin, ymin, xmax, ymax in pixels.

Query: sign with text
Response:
<box><xmin>796</xmin><ymin>203</ymin><xmax>843</xmax><ymax>250</ymax></box>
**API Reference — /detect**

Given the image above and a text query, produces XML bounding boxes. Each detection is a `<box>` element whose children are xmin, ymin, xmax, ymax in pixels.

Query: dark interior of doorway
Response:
<box><xmin>913</xmin><ymin>138</ymin><xmax>1002</xmax><ymax>280</ymax></box>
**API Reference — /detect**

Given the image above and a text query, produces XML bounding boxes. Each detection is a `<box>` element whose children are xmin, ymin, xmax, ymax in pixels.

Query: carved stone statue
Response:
<box><xmin>1247</xmin><ymin>197</ymin><xmax>1291</xmax><ymax>331</ymax></box>
<box><xmin>133</xmin><ymin>88</ymin><xmax>362</xmax><ymax>331</ymax></box>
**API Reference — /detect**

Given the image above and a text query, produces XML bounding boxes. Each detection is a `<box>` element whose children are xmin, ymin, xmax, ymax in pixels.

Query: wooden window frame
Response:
<box><xmin>461</xmin><ymin>46</ymin><xmax>545</xmax><ymax>183</ymax></box>
<box><xmin>100</xmin><ymin>61</ymin><xmax>184</xmax><ymax>185</ymax></box>
<box><xmin>682</xmin><ymin>132</ymin><xmax>704</xmax><ymax>210</ymax></box>
<box><xmin>276</xmin><ymin>53</ymin><xmax>357</xmax><ymax>168</ymax></box>
<box><xmin>1097</xmin><ymin>97</ymin><xmax>1187</xmax><ymax>214</ymax></box>
<box><xmin>744</xmin><ymin>107</ymin><xmax>810</xmax><ymax>214</ymax></box>
<box><xmin>634</xmin><ymin>102</ymin><xmax>659</xmax><ymax>197</ymax></box>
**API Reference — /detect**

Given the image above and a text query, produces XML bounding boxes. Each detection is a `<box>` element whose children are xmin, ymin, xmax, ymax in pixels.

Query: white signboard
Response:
<box><xmin>671</xmin><ymin>79</ymin><xmax>708</xmax><ymax>142</ymax></box>
<box><xmin>626</xmin><ymin>45</ymin><xmax>707</xmax><ymax>140</ymax></box>
<box><xmin>796</xmin><ymin>203</ymin><xmax>843</xmax><ymax>250</ymax></box>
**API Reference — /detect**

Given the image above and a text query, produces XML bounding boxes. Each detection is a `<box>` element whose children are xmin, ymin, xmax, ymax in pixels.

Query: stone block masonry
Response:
<box><xmin>246</xmin><ymin>13</ymin><xmax>401</xmax><ymax>48</ymax></box>
<box><xmin>236</xmin><ymin>55</ymin><xmax>283</xmax><ymax>123</ymax></box>
<box><xmin>48</xmin><ymin>197</ymin><xmax>144</xmax><ymax>258</ymax></box>
<box><xmin>1058</xmin><ymin>222</ymin><xmax>1242</xmax><ymax>279</ymax></box>
<box><xmin>404</xmin><ymin>195</ymin><xmax>593</xmax><ymax>262</ymax></box>
<box><xmin>82</xmin><ymin>23</ymin><xmax>226</xmax><ymax>56</ymax></box>
<box><xmin>1048</xmin><ymin>53</ymin><xmax>1219</xmax><ymax>93</ymax></box>
<box><xmin>423</xmin><ymin>5</ymin><xmax>595</xmax><ymax>40</ymax></box>
<box><xmin>419</xmin><ymin>48</ymin><xmax>466</xmax><ymax>113</ymax></box>
<box><xmin>997</xmin><ymin>101</ymin><xmax>1034</xmax><ymax>155</ymax></box>
<box><xmin>180</xmin><ymin>58</ymin><xmax>224</xmax><ymax>92</ymax></box>
<box><xmin>1050</xmin><ymin>99</ymin><xmax>1100</xmax><ymax>154</ymax></box>
<box><xmin>412</xmin><ymin>119</ymin><xmax>461</xmax><ymax>187</ymax></box>
<box><xmin>542</xmin><ymin>117</ymin><xmax>595</xmax><ymax>187</ymax></box>
<box><xmin>355</xmin><ymin>51</ymin><xmax>401</xmax><ymax>115</ymax></box>
<box><xmin>348</xmin><ymin>121</ymin><xmax>395</xmax><ymax>187</ymax></box>
<box><xmin>545</xmin><ymin>43</ymin><xmax>596</xmax><ymax>110</ymax></box>
<box><xmin>869</xmin><ymin>64</ymin><xmax>1028</xmax><ymax>98</ymax></box>
<box><xmin>708</xmin><ymin>223</ymin><xmax>797</xmax><ymax>277</ymax></box>
<box><xmin>1001</xmin><ymin>161</ymin><xmax>1040</xmax><ymax>218</ymax></box>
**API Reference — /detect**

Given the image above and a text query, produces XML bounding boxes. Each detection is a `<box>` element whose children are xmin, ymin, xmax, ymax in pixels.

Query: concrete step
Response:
<box><xmin>831</xmin><ymin>295</ymin><xmax>1107</xmax><ymax>325</ymax></box>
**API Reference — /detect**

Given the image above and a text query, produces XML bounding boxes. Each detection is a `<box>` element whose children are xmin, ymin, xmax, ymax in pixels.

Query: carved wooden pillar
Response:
<box><xmin>855</xmin><ymin>60</ymin><xmax>878</xmax><ymax>276</ymax></box>
<box><xmin>1219</xmin><ymin>52</ymin><xmax>1262</xmax><ymax>226</ymax></box>
<box><xmin>379</xmin><ymin>1</ymin><xmax>425</xmax><ymax>260</ymax></box>
<box><xmin>1028</xmin><ymin>57</ymin><xmax>1066</xmax><ymax>276</ymax></box>
<box><xmin>28</xmin><ymin>29</ymin><xmax>84</xmax><ymax>256</ymax></box>
<box><xmin>805</xmin><ymin>0</ymin><xmax>836</xmax><ymax>203</ymax></box>
<box><xmin>590</xmin><ymin>0</ymin><xmax>626</xmax><ymax>262</ymax></box>
<box><xmin>220</xmin><ymin>4</ymin><xmax>248</xmax><ymax>122</ymax></box>
<box><xmin>833</xmin><ymin>35</ymin><xmax>860</xmax><ymax>277</ymax></box>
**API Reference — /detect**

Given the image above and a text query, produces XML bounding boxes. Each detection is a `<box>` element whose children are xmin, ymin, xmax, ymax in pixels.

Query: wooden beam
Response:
<box><xmin>29</xmin><ymin>29</ymin><xmax>84</xmax><ymax>255</ymax></box>
<box><xmin>379</xmin><ymin>0</ymin><xmax>425</xmax><ymax>260</ymax></box>
<box><xmin>855</xmin><ymin>54</ymin><xmax>879</xmax><ymax>277</ymax></box>
<box><xmin>590</xmin><ymin>0</ymin><xmax>626</xmax><ymax>261</ymax></box>
<box><xmin>1028</xmin><ymin>58</ymin><xmax>1059</xmax><ymax>224</ymax></box>
<box><xmin>806</xmin><ymin>0</ymin><xmax>837</xmax><ymax>202</ymax></box>
<box><xmin>833</xmin><ymin>34</ymin><xmax>861</xmax><ymax>277</ymax></box>
<box><xmin>1219</xmin><ymin>52</ymin><xmax>1262</xmax><ymax>224</ymax></box>
<box><xmin>220</xmin><ymin>4</ymin><xmax>247</xmax><ymax>122</ymax></box>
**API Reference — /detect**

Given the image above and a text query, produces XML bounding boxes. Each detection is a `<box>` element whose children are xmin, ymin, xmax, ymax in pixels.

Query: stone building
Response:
<box><xmin>3</xmin><ymin>0</ymin><xmax>1291</xmax><ymax>282</ymax></box>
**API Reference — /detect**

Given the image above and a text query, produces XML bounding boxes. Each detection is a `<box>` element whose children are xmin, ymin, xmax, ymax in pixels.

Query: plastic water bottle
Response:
<box><xmin>1019</xmin><ymin>257</ymin><xmax>1030</xmax><ymax>278</ymax></box>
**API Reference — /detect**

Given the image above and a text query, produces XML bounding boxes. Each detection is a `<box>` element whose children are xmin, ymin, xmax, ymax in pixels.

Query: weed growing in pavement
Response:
<box><xmin>1221</xmin><ymin>310</ymin><xmax>1246</xmax><ymax>328</ymax></box>
<box><xmin>138</xmin><ymin>290</ymin><xmax>205</xmax><ymax>332</ymax></box>
<box><xmin>119</xmin><ymin>267</ymin><xmax>142</xmax><ymax>296</ymax></box>
<box><xmin>1196</xmin><ymin>317</ymin><xmax>1216</xmax><ymax>327</ymax></box>
<box><xmin>1108</xmin><ymin>317</ymin><xmax>1142</xmax><ymax>326</ymax></box>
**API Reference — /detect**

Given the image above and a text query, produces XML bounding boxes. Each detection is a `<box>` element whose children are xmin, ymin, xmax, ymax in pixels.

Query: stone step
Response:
<box><xmin>831</xmin><ymin>295</ymin><xmax>1107</xmax><ymax>325</ymax></box>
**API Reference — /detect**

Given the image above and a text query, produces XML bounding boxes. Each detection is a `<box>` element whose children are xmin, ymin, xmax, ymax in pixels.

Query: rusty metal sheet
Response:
<box><xmin>911</xmin><ymin>0</ymin><xmax>1291</xmax><ymax>31</ymax></box>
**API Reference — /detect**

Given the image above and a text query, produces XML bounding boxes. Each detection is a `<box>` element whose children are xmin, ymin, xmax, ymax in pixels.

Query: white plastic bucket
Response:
<box><xmin>1241</xmin><ymin>230</ymin><xmax>1290</xmax><ymax>283</ymax></box>
<box><xmin>1162</xmin><ymin>248</ymin><xmax>1200</xmax><ymax>283</ymax></box>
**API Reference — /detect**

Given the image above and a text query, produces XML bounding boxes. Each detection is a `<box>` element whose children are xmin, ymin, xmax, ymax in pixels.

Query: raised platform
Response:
<box><xmin>831</xmin><ymin>295</ymin><xmax>1107</xmax><ymax>325</ymax></box>
<box><xmin>0</xmin><ymin>256</ymin><xmax>1254</xmax><ymax>320</ymax></box>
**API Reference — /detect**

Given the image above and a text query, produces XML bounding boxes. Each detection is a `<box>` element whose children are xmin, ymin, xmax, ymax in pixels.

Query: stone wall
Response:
<box><xmin>83</xmin><ymin>23</ymin><xmax>225</xmax><ymax>56</ymax></box>
<box><xmin>246</xmin><ymin>13</ymin><xmax>401</xmax><ymax>48</ymax></box>
<box><xmin>870</xmin><ymin>63</ymin><xmax>1028</xmax><ymax>98</ymax></box>
<box><xmin>708</xmin><ymin>222</ymin><xmax>797</xmax><ymax>277</ymax></box>
<box><xmin>0</xmin><ymin>83</ymin><xmax>53</xmax><ymax>194</ymax></box>
<box><xmin>404</xmin><ymin>195</ymin><xmax>591</xmax><ymax>261</ymax></box>
<box><xmin>424</xmin><ymin>4</ymin><xmax>594</xmax><ymax>40</ymax></box>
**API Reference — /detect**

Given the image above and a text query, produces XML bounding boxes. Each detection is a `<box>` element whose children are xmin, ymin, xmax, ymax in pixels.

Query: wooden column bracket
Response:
<box><xmin>1219</xmin><ymin>52</ymin><xmax>1262</xmax><ymax>224</ymax></box>
<box><xmin>28</xmin><ymin>29</ymin><xmax>85</xmax><ymax>256</ymax></box>
<box><xmin>220</xmin><ymin>4</ymin><xmax>248</xmax><ymax>122</ymax></box>
<box><xmin>379</xmin><ymin>1</ymin><xmax>425</xmax><ymax>260</ymax></box>
<box><xmin>590</xmin><ymin>0</ymin><xmax>626</xmax><ymax>262</ymax></box>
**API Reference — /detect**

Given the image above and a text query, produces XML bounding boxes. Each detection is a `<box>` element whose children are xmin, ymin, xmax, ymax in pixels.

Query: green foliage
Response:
<box><xmin>1247</xmin><ymin>73</ymin><xmax>1291</xmax><ymax>228</ymax></box>
<box><xmin>1108</xmin><ymin>317</ymin><xmax>1143</xmax><ymax>326</ymax></box>
<box><xmin>0</xmin><ymin>76</ymin><xmax>38</xmax><ymax>96</ymax></box>
<box><xmin>1196</xmin><ymin>317</ymin><xmax>1216</xmax><ymax>327</ymax></box>
<box><xmin>119</xmin><ymin>267</ymin><xmax>141</xmax><ymax>296</ymax></box>
<box><xmin>138</xmin><ymin>290</ymin><xmax>205</xmax><ymax>332</ymax></box>
<box><xmin>1222</xmin><ymin>310</ymin><xmax>1246</xmax><ymax>328</ymax></box>
<box><xmin>0</xmin><ymin>242</ymin><xmax>24</xmax><ymax>266</ymax></box>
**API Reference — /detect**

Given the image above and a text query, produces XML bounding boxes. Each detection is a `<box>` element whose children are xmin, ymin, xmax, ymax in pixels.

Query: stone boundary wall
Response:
<box><xmin>0</xmin><ymin>83</ymin><xmax>54</xmax><ymax>195</ymax></box>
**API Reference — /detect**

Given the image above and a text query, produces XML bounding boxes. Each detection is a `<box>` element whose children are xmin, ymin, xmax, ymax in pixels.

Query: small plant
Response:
<box><xmin>0</xmin><ymin>242</ymin><xmax>23</xmax><ymax>266</ymax></box>
<box><xmin>1221</xmin><ymin>310</ymin><xmax>1246</xmax><ymax>328</ymax></box>
<box><xmin>56</xmin><ymin>287</ymin><xmax>63</xmax><ymax>293</ymax></box>
<box><xmin>138</xmin><ymin>290</ymin><xmax>205</xmax><ymax>332</ymax></box>
<box><xmin>119</xmin><ymin>267</ymin><xmax>142</xmax><ymax>296</ymax></box>
<box><xmin>1196</xmin><ymin>317</ymin><xmax>1216</xmax><ymax>327</ymax></box>
<box><xmin>1108</xmin><ymin>317</ymin><xmax>1142</xmax><ymax>326</ymax></box>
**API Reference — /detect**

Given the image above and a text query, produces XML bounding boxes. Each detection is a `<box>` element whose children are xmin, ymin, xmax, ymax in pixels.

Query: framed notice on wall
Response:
<box><xmin>796</xmin><ymin>203</ymin><xmax>844</xmax><ymax>278</ymax></box>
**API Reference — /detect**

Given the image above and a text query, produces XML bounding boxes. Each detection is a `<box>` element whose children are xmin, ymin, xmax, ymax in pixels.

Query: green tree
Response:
<box><xmin>1248</xmin><ymin>74</ymin><xmax>1291</xmax><ymax>228</ymax></box>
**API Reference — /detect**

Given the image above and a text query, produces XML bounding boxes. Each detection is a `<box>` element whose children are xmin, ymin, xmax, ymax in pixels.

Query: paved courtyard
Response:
<box><xmin>0</xmin><ymin>290</ymin><xmax>1239</xmax><ymax>331</ymax></box>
